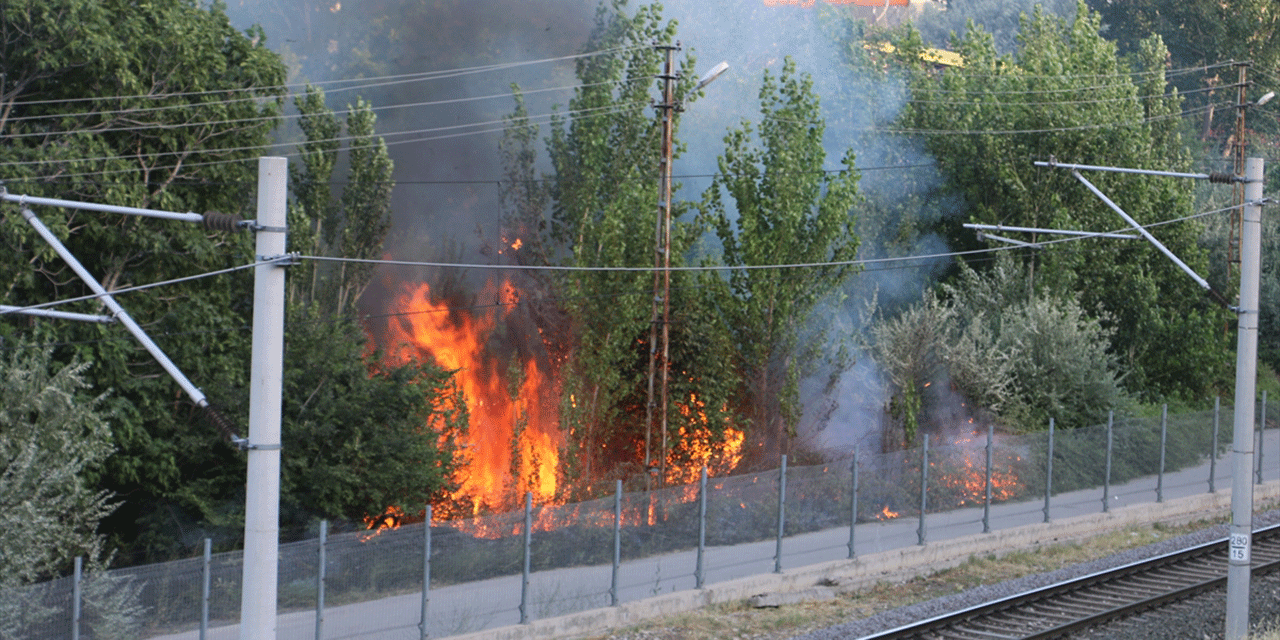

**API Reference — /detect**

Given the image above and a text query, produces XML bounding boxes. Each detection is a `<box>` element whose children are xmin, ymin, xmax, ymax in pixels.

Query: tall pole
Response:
<box><xmin>645</xmin><ymin>42</ymin><xmax>679</xmax><ymax>487</ymax></box>
<box><xmin>1230</xmin><ymin>63</ymin><xmax>1248</xmax><ymax>272</ymax></box>
<box><xmin>1226</xmin><ymin>156</ymin><xmax>1263</xmax><ymax>640</ymax></box>
<box><xmin>240</xmin><ymin>157</ymin><xmax>288</xmax><ymax>640</ymax></box>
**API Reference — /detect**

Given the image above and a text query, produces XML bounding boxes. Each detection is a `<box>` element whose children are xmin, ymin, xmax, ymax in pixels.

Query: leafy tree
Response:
<box><xmin>500</xmin><ymin>0</ymin><xmax>738</xmax><ymax>491</ymax></box>
<box><xmin>698</xmin><ymin>58</ymin><xmax>862</xmax><ymax>460</ymax></box>
<box><xmin>0</xmin><ymin>0</ymin><xmax>287</xmax><ymax>560</ymax></box>
<box><xmin>0</xmin><ymin>0</ymin><xmax>462</xmax><ymax>559</ymax></box>
<box><xmin>0</xmin><ymin>347</ymin><xmax>114</xmax><ymax>587</ymax></box>
<box><xmin>1084</xmin><ymin>0</ymin><xmax>1280</xmax><ymax>83</ymax></box>
<box><xmin>282</xmin><ymin>86</ymin><xmax>465</xmax><ymax>525</ymax></box>
<box><xmin>872</xmin><ymin>254</ymin><xmax>1130</xmax><ymax>443</ymax></box>
<box><xmin>1084</xmin><ymin>0</ymin><xmax>1280</xmax><ymax>150</ymax></box>
<box><xmin>894</xmin><ymin>3</ymin><xmax>1232</xmax><ymax>402</ymax></box>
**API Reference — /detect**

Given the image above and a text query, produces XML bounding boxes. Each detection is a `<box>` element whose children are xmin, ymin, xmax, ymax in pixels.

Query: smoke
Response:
<box><xmin>221</xmin><ymin>0</ymin><xmax>1076</xmax><ymax>458</ymax></box>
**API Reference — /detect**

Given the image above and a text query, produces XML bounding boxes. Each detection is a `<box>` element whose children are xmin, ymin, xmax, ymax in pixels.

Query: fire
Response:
<box><xmin>381</xmin><ymin>280</ymin><xmax>560</xmax><ymax>516</ymax></box>
<box><xmin>876</xmin><ymin>505</ymin><xmax>900</xmax><ymax>520</ymax></box>
<box><xmin>935</xmin><ymin>431</ymin><xmax>1023</xmax><ymax>507</ymax></box>
<box><xmin>665</xmin><ymin>393</ymin><xmax>745</xmax><ymax>486</ymax></box>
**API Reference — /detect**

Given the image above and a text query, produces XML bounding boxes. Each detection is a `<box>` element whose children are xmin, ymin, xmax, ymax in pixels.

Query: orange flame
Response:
<box><xmin>381</xmin><ymin>280</ymin><xmax>560</xmax><ymax>516</ymax></box>
<box><xmin>876</xmin><ymin>505</ymin><xmax>900</xmax><ymax>520</ymax></box>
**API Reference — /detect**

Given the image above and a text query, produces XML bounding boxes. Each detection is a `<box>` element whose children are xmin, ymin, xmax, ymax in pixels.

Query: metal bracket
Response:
<box><xmin>233</xmin><ymin>436</ymin><xmax>282</xmax><ymax>451</ymax></box>
<box><xmin>258</xmin><ymin>252</ymin><xmax>300</xmax><ymax>266</ymax></box>
<box><xmin>242</xmin><ymin>221</ymin><xmax>287</xmax><ymax>233</ymax></box>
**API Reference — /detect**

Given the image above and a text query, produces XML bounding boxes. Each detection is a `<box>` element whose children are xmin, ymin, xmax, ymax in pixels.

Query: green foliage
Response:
<box><xmin>1085</xmin><ymin>0</ymin><xmax>1280</xmax><ymax>79</ymax></box>
<box><xmin>0</xmin><ymin>347</ymin><xmax>114</xmax><ymax>587</ymax></box>
<box><xmin>698</xmin><ymin>58</ymin><xmax>862</xmax><ymax>459</ymax></box>
<box><xmin>0</xmin><ymin>1</ymin><xmax>460</xmax><ymax>561</ymax></box>
<box><xmin>289</xmin><ymin>86</ymin><xmax>395</xmax><ymax>315</ymax></box>
<box><xmin>873</xmin><ymin>255</ymin><xmax>1131</xmax><ymax>440</ymax></box>
<box><xmin>501</xmin><ymin>0</ymin><xmax>738</xmax><ymax>491</ymax></box>
<box><xmin>0</xmin><ymin>0</ymin><xmax>288</xmax><ymax>560</ymax></box>
<box><xmin>942</xmin><ymin>255</ymin><xmax>1131</xmax><ymax>430</ymax></box>
<box><xmin>278</xmin><ymin>309</ymin><xmax>465</xmax><ymax>525</ymax></box>
<box><xmin>894</xmin><ymin>3</ymin><xmax>1232</xmax><ymax>402</ymax></box>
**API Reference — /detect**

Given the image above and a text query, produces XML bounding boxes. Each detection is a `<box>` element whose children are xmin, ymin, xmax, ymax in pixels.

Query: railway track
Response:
<box><xmin>861</xmin><ymin>523</ymin><xmax>1280</xmax><ymax>639</ymax></box>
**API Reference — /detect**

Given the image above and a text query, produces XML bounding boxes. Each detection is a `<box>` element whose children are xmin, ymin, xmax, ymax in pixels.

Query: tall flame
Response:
<box><xmin>381</xmin><ymin>280</ymin><xmax>560</xmax><ymax>515</ymax></box>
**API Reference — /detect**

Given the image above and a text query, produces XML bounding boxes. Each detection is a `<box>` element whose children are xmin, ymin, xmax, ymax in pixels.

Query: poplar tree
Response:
<box><xmin>699</xmin><ymin>58</ymin><xmax>862</xmax><ymax>459</ymax></box>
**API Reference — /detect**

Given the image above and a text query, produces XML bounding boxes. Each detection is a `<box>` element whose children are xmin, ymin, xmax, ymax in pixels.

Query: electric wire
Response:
<box><xmin>0</xmin><ymin>259</ymin><xmax>269</xmax><ymax>318</ymax></box>
<box><xmin>0</xmin><ymin>100</ymin><xmax>650</xmax><ymax>178</ymax></box>
<box><xmin>0</xmin><ymin>197</ymin><xmax>1237</xmax><ymax>354</ymax></box>
<box><xmin>297</xmin><ymin>202</ymin><xmax>1232</xmax><ymax>274</ymax></box>
<box><xmin>1</xmin><ymin>75</ymin><xmax>654</xmax><ymax>141</ymax></box>
<box><xmin>2</xmin><ymin>45</ymin><xmax>646</xmax><ymax>112</ymax></box>
<box><xmin>3</xmin><ymin>98</ymin><xmax>1224</xmax><ymax>183</ymax></box>
<box><xmin>2</xmin><ymin>70</ymin><xmax>1214</xmax><ymax>140</ymax></box>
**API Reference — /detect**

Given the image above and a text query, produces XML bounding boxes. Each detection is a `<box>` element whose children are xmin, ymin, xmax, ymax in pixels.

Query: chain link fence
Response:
<box><xmin>3</xmin><ymin>398</ymin><xmax>1276</xmax><ymax>640</ymax></box>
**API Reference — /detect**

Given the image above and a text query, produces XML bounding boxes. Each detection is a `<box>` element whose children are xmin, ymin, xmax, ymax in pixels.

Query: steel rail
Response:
<box><xmin>861</xmin><ymin>523</ymin><xmax>1280</xmax><ymax>639</ymax></box>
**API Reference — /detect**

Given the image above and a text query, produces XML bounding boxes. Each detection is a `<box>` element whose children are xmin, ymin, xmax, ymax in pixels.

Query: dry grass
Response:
<box><xmin>577</xmin><ymin>519</ymin><xmax>1224</xmax><ymax>640</ymax></box>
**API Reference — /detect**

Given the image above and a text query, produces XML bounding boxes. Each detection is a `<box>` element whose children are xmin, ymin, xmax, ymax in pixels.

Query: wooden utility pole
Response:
<box><xmin>645</xmin><ymin>41</ymin><xmax>679</xmax><ymax>488</ymax></box>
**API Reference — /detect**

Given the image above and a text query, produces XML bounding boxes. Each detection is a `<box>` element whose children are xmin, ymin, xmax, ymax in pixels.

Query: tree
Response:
<box><xmin>500</xmin><ymin>0</ymin><xmax>739</xmax><ymax>492</ymax></box>
<box><xmin>0</xmin><ymin>1</ymin><xmax>462</xmax><ymax>559</ymax></box>
<box><xmin>282</xmin><ymin>86</ymin><xmax>465</xmax><ymax>525</ymax></box>
<box><xmin>0</xmin><ymin>0</ymin><xmax>287</xmax><ymax>560</ymax></box>
<box><xmin>894</xmin><ymin>3</ymin><xmax>1232</xmax><ymax>402</ymax></box>
<box><xmin>0</xmin><ymin>347</ymin><xmax>114</xmax><ymax>587</ymax></box>
<box><xmin>698</xmin><ymin>58</ymin><xmax>862</xmax><ymax>460</ymax></box>
<box><xmin>872</xmin><ymin>254</ymin><xmax>1130</xmax><ymax>443</ymax></box>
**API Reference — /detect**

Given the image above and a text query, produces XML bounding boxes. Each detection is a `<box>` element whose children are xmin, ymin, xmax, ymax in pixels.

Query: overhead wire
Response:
<box><xmin>3</xmin><ymin>45</ymin><xmax>646</xmax><ymax>113</ymax></box>
<box><xmin>0</xmin><ymin>99</ymin><xmax>650</xmax><ymax>179</ymax></box>
<box><xmin>0</xmin><ymin>260</ymin><xmax>267</xmax><ymax>317</ymax></box>
<box><xmin>1</xmin><ymin>75</ymin><xmax>654</xmax><ymax>142</ymax></box>
<box><xmin>0</xmin><ymin>197</ymin><xmax>1239</xmax><ymax>354</ymax></box>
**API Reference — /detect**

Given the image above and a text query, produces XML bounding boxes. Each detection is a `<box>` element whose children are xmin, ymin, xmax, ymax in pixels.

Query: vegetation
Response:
<box><xmin>0</xmin><ymin>0</ymin><xmax>462</xmax><ymax>562</ymax></box>
<box><xmin>699</xmin><ymin>58</ymin><xmax>862</xmax><ymax>461</ymax></box>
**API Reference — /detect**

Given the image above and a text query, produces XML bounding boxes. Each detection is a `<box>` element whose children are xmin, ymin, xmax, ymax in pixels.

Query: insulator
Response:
<box><xmin>202</xmin><ymin>405</ymin><xmax>243</xmax><ymax>444</ymax></box>
<box><xmin>202</xmin><ymin>211</ymin><xmax>243</xmax><ymax>231</ymax></box>
<box><xmin>1208</xmin><ymin>172</ymin><xmax>1236</xmax><ymax>184</ymax></box>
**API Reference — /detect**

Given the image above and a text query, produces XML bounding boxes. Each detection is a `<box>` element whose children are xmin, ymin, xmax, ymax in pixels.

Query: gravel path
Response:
<box><xmin>792</xmin><ymin>510</ymin><xmax>1280</xmax><ymax>640</ymax></box>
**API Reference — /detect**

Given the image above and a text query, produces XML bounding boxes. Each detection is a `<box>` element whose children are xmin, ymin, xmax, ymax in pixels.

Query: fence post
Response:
<box><xmin>611</xmin><ymin>481</ymin><xmax>621</xmax><ymax>606</ymax></box>
<box><xmin>1211</xmin><ymin>396</ymin><xmax>1220</xmax><ymax>493</ymax></box>
<box><xmin>983</xmin><ymin>424</ymin><xmax>993</xmax><ymax>533</ymax></box>
<box><xmin>1258</xmin><ymin>391</ymin><xmax>1267</xmax><ymax>485</ymax></box>
<box><xmin>72</xmin><ymin>556</ymin><xmax>82</xmax><ymax>640</ymax></box>
<box><xmin>849</xmin><ymin>451</ymin><xmax>859</xmax><ymax>558</ymax></box>
<box><xmin>420</xmin><ymin>505</ymin><xmax>431</xmax><ymax>640</ymax></box>
<box><xmin>1158</xmin><ymin>404</ymin><xmax>1168</xmax><ymax>503</ymax></box>
<box><xmin>520</xmin><ymin>492</ymin><xmax>532</xmax><ymax>624</ymax></box>
<box><xmin>201</xmin><ymin>539</ymin><xmax>211</xmax><ymax>640</ymax></box>
<box><xmin>774</xmin><ymin>455</ymin><xmax>787</xmax><ymax>574</ymax></box>
<box><xmin>918</xmin><ymin>434</ymin><xmax>929</xmax><ymax>546</ymax></box>
<box><xmin>696</xmin><ymin>466</ymin><xmax>708</xmax><ymax>588</ymax></box>
<box><xmin>1044</xmin><ymin>418</ymin><xmax>1054</xmax><ymax>523</ymax></box>
<box><xmin>1103</xmin><ymin>412</ymin><xmax>1113</xmax><ymax>513</ymax></box>
<box><xmin>316</xmin><ymin>520</ymin><xmax>327</xmax><ymax>640</ymax></box>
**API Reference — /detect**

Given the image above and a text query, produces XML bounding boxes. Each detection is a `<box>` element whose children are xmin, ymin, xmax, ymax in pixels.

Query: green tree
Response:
<box><xmin>0</xmin><ymin>0</ymin><xmax>461</xmax><ymax>559</ymax></box>
<box><xmin>872</xmin><ymin>254</ymin><xmax>1130</xmax><ymax>443</ymax></box>
<box><xmin>0</xmin><ymin>347</ymin><xmax>114</xmax><ymax>587</ymax></box>
<box><xmin>0</xmin><ymin>0</ymin><xmax>287</xmax><ymax>560</ymax></box>
<box><xmin>698</xmin><ymin>58</ymin><xmax>862</xmax><ymax>459</ymax></box>
<box><xmin>895</xmin><ymin>3</ymin><xmax>1232</xmax><ymax>402</ymax></box>
<box><xmin>501</xmin><ymin>0</ymin><xmax>738</xmax><ymax>492</ymax></box>
<box><xmin>282</xmin><ymin>86</ymin><xmax>465</xmax><ymax>525</ymax></box>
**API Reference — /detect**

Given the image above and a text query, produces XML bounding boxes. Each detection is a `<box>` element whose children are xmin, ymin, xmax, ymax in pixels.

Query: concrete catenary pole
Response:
<box><xmin>1225</xmin><ymin>156</ymin><xmax>1263</xmax><ymax>640</ymax></box>
<box><xmin>240</xmin><ymin>157</ymin><xmax>288</xmax><ymax>640</ymax></box>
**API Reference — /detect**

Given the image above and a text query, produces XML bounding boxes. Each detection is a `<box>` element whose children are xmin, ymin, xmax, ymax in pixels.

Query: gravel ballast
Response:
<box><xmin>791</xmin><ymin>510</ymin><xmax>1280</xmax><ymax>640</ymax></box>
